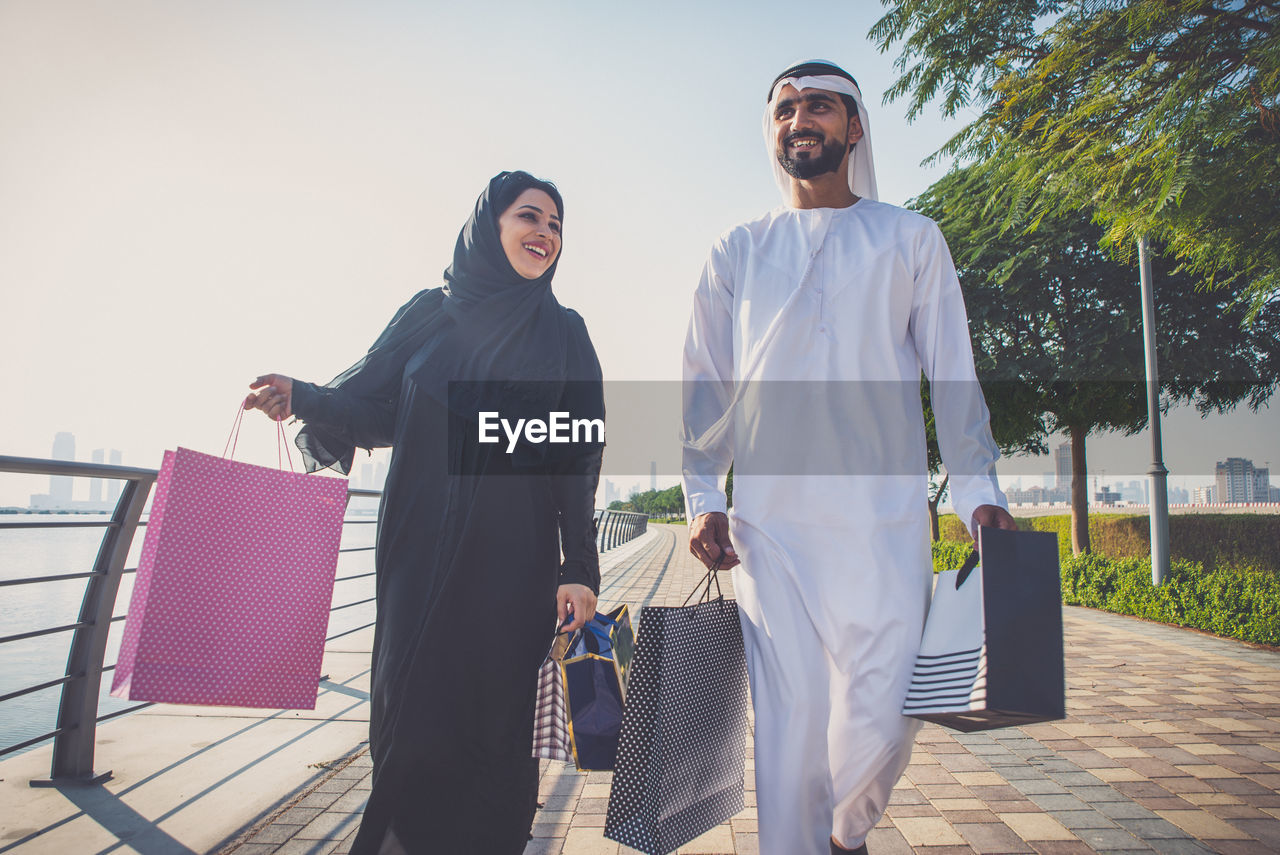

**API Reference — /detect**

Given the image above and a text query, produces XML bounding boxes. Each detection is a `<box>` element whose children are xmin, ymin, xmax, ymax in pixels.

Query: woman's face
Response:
<box><xmin>497</xmin><ymin>188</ymin><xmax>562</xmax><ymax>280</ymax></box>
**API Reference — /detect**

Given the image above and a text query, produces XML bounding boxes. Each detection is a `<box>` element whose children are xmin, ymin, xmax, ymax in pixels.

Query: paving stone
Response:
<box><xmin>953</xmin><ymin>821</ymin><xmax>1036</xmax><ymax>853</ymax></box>
<box><xmin>522</xmin><ymin>837</ymin><xmax>565</xmax><ymax>855</ymax></box>
<box><xmin>296</xmin><ymin>791</ymin><xmax>341</xmax><ymax>810</ymax></box>
<box><xmin>891</xmin><ymin>815</ymin><xmax>965</xmax><ymax>847</ymax></box>
<box><xmin>294</xmin><ymin>811</ymin><xmax>361</xmax><ymax>841</ymax></box>
<box><xmin>1069</xmin><ymin>784</ymin><xmax>1131</xmax><ymax>802</ymax></box>
<box><xmin>864</xmin><ymin>826</ymin><xmax>914</xmax><ymax>855</ymax></box>
<box><xmin>249</xmin><ymin>824</ymin><xmax>300</xmax><ymax>845</ymax></box>
<box><xmin>271</xmin><ymin>839</ymin><xmax>339</xmax><ymax>855</ymax></box>
<box><xmin>1013</xmin><ymin>779</ymin><xmax>1070</xmax><ymax>796</ymax></box>
<box><xmin>1028</xmin><ymin>793</ymin><xmax>1090</xmax><ymax>812</ymax></box>
<box><xmin>276</xmin><ymin>806</ymin><xmax>324</xmax><ymax>825</ymax></box>
<box><xmin>1069</xmin><ymin>826</ymin><xmax>1148</xmax><ymax>851</ymax></box>
<box><xmin>1096</xmin><ymin>801</ymin><xmax>1160</xmax><ymax>820</ymax></box>
<box><xmin>1053</xmin><ymin>810</ymin><xmax>1120</xmax><ymax>830</ymax></box>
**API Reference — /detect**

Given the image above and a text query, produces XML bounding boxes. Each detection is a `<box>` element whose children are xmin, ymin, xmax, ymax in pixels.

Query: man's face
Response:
<box><xmin>771</xmin><ymin>84</ymin><xmax>863</xmax><ymax>181</ymax></box>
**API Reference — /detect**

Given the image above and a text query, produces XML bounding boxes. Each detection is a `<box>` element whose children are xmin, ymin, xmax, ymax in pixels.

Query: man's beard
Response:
<box><xmin>776</xmin><ymin>132</ymin><xmax>846</xmax><ymax>180</ymax></box>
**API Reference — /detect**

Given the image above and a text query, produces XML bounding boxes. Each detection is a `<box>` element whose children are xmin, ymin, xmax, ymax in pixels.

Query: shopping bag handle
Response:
<box><xmin>955</xmin><ymin>549</ymin><xmax>980</xmax><ymax>589</ymax></box>
<box><xmin>224</xmin><ymin>403</ymin><xmax>297</xmax><ymax>472</ymax></box>
<box><xmin>682</xmin><ymin>556</ymin><xmax>726</xmax><ymax>607</ymax></box>
<box><xmin>552</xmin><ymin>611</ymin><xmax>615</xmax><ymax>658</ymax></box>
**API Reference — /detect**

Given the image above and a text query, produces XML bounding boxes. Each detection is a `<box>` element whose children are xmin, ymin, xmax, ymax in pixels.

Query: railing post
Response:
<box><xmin>608</xmin><ymin>513</ymin><xmax>621</xmax><ymax>550</ymax></box>
<box><xmin>35</xmin><ymin>474</ymin><xmax>154</xmax><ymax>785</ymax></box>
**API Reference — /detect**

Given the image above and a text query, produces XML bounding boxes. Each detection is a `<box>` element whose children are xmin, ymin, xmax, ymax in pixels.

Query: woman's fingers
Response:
<box><xmin>557</xmin><ymin>585</ymin><xmax>597</xmax><ymax>632</ymax></box>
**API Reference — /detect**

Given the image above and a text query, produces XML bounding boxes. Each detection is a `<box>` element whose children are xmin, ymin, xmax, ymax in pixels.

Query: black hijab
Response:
<box><xmin>296</xmin><ymin>171</ymin><xmax>603</xmax><ymax>473</ymax></box>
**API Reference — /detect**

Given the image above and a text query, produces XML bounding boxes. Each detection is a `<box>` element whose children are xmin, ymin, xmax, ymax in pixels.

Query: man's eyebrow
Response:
<box><xmin>518</xmin><ymin>204</ymin><xmax>560</xmax><ymax>221</ymax></box>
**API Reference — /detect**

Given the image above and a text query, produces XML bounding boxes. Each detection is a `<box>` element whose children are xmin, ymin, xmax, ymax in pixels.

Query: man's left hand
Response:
<box><xmin>970</xmin><ymin>504</ymin><xmax>1018</xmax><ymax>541</ymax></box>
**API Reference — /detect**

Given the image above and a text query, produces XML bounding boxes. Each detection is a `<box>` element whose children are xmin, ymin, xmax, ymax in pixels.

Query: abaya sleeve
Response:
<box><xmin>291</xmin><ymin>380</ymin><xmax>397</xmax><ymax>463</ymax></box>
<box><xmin>551</xmin><ymin>449</ymin><xmax>603</xmax><ymax>593</ymax></box>
<box><xmin>550</xmin><ymin>309</ymin><xmax>605</xmax><ymax>594</ymax></box>
<box><xmin>293</xmin><ymin>288</ymin><xmax>447</xmax><ymax>474</ymax></box>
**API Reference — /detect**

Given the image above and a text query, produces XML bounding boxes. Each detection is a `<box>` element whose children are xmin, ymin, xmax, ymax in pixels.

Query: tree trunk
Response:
<box><xmin>928</xmin><ymin>473</ymin><xmax>949</xmax><ymax>542</ymax></box>
<box><xmin>1069</xmin><ymin>425</ymin><xmax>1090</xmax><ymax>555</ymax></box>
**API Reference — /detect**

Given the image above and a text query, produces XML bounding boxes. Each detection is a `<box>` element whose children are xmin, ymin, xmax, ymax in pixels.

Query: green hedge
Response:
<box><xmin>929</xmin><ymin>540</ymin><xmax>1280</xmax><ymax>646</ymax></box>
<box><xmin>937</xmin><ymin>513</ymin><xmax>1280</xmax><ymax>572</ymax></box>
<box><xmin>1060</xmin><ymin>554</ymin><xmax>1280</xmax><ymax>646</ymax></box>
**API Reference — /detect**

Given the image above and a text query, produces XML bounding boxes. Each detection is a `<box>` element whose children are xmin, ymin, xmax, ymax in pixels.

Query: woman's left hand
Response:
<box><xmin>557</xmin><ymin>583</ymin><xmax>597</xmax><ymax>633</ymax></box>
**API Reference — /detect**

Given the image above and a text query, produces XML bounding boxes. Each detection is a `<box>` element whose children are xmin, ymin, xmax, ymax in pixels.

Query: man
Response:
<box><xmin>682</xmin><ymin>60</ymin><xmax>1017</xmax><ymax>855</ymax></box>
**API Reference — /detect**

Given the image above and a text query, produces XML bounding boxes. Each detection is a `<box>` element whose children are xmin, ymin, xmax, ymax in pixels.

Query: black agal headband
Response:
<box><xmin>767</xmin><ymin>61</ymin><xmax>860</xmax><ymax>101</ymax></box>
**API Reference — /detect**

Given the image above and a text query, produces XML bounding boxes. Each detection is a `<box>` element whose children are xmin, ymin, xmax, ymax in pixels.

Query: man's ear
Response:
<box><xmin>847</xmin><ymin>112</ymin><xmax>864</xmax><ymax>149</ymax></box>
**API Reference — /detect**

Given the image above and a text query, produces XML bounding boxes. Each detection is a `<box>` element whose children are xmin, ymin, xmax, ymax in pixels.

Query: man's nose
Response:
<box><xmin>789</xmin><ymin>109</ymin><xmax>815</xmax><ymax>132</ymax></box>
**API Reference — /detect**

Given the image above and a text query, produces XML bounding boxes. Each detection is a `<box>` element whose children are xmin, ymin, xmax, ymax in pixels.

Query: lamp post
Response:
<box><xmin>1138</xmin><ymin>237</ymin><xmax>1171</xmax><ymax>585</ymax></box>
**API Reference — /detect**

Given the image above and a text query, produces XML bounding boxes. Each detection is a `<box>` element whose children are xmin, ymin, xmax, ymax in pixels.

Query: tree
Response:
<box><xmin>872</xmin><ymin>1</ymin><xmax>1280</xmax><ymax>306</ymax></box>
<box><xmin>914</xmin><ymin>162</ymin><xmax>1280</xmax><ymax>553</ymax></box>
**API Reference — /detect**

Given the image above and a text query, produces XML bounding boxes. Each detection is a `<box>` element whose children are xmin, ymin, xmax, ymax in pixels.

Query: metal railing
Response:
<box><xmin>0</xmin><ymin>456</ymin><xmax>377</xmax><ymax>784</ymax></box>
<box><xmin>0</xmin><ymin>457</ymin><xmax>648</xmax><ymax>783</ymax></box>
<box><xmin>594</xmin><ymin>509</ymin><xmax>648</xmax><ymax>551</ymax></box>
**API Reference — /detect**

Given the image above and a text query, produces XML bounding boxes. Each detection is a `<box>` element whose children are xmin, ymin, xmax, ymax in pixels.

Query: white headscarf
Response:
<box><xmin>763</xmin><ymin>60</ymin><xmax>878</xmax><ymax>203</ymax></box>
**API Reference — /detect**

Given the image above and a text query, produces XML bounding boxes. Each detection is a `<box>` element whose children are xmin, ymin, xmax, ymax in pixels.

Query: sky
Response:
<box><xmin>2</xmin><ymin>0</ymin><xmax>1276</xmax><ymax>507</ymax></box>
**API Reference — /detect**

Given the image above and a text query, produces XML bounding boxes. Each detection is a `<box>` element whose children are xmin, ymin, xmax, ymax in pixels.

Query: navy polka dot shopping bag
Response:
<box><xmin>604</xmin><ymin>561</ymin><xmax>750</xmax><ymax>854</ymax></box>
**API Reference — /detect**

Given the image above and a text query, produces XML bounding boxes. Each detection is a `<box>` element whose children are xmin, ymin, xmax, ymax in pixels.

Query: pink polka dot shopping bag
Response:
<box><xmin>110</xmin><ymin>440</ymin><xmax>348</xmax><ymax>709</ymax></box>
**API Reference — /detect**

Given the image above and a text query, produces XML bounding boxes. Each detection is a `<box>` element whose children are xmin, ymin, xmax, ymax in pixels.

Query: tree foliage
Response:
<box><xmin>873</xmin><ymin>0</ymin><xmax>1280</xmax><ymax>304</ymax></box>
<box><xmin>613</xmin><ymin>485</ymin><xmax>685</xmax><ymax>517</ymax></box>
<box><xmin>914</xmin><ymin>162</ymin><xmax>1280</xmax><ymax>552</ymax></box>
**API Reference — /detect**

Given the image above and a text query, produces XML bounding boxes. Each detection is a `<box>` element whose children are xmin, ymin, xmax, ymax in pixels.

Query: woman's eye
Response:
<box><xmin>550</xmin><ymin>223</ymin><xmax>561</xmax><ymax>234</ymax></box>
<box><xmin>519</xmin><ymin>212</ymin><xmax>536</xmax><ymax>221</ymax></box>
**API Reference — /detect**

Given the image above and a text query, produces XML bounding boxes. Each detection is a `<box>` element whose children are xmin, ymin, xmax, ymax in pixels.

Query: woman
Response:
<box><xmin>243</xmin><ymin>171</ymin><xmax>604</xmax><ymax>854</ymax></box>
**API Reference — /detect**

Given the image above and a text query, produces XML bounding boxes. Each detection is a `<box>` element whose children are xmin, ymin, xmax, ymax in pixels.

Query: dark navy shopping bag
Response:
<box><xmin>556</xmin><ymin>604</ymin><xmax>634</xmax><ymax>770</ymax></box>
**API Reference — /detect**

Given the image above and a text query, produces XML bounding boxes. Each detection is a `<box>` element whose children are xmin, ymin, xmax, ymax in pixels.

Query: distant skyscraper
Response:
<box><xmin>650</xmin><ymin>461</ymin><xmax>657</xmax><ymax>492</ymax></box>
<box><xmin>1253</xmin><ymin>466</ymin><xmax>1272</xmax><ymax>503</ymax></box>
<box><xmin>1054</xmin><ymin>441</ymin><xmax>1072</xmax><ymax>487</ymax></box>
<box><xmin>50</xmin><ymin>432</ymin><xmax>75</xmax><ymax>505</ymax></box>
<box><xmin>90</xmin><ymin>448</ymin><xmax>105</xmax><ymax>503</ymax></box>
<box><xmin>374</xmin><ymin>461</ymin><xmax>389</xmax><ymax>490</ymax></box>
<box><xmin>1192</xmin><ymin>485</ymin><xmax>1217</xmax><ymax>504</ymax></box>
<box><xmin>1215</xmin><ymin>457</ymin><xmax>1261</xmax><ymax>502</ymax></box>
<box><xmin>1043</xmin><ymin>472</ymin><xmax>1055</xmax><ymax>491</ymax></box>
<box><xmin>107</xmin><ymin>449</ymin><xmax>123</xmax><ymax>504</ymax></box>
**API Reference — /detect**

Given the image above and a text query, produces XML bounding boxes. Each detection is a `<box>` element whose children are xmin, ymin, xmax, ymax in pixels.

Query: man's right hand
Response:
<box><xmin>689</xmin><ymin>512</ymin><xmax>739</xmax><ymax>570</ymax></box>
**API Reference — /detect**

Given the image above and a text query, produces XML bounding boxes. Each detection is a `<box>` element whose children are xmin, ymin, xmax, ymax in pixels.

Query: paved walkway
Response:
<box><xmin>220</xmin><ymin>525</ymin><xmax>1280</xmax><ymax>855</ymax></box>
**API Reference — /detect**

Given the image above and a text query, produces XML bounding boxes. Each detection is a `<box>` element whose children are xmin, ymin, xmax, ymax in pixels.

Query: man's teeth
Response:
<box><xmin>524</xmin><ymin>244</ymin><xmax>547</xmax><ymax>258</ymax></box>
<box><xmin>792</xmin><ymin>139</ymin><xmax>818</xmax><ymax>148</ymax></box>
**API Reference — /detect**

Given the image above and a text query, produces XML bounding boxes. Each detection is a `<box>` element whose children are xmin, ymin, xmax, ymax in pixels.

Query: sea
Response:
<box><xmin>0</xmin><ymin>509</ymin><xmax>377</xmax><ymax>758</ymax></box>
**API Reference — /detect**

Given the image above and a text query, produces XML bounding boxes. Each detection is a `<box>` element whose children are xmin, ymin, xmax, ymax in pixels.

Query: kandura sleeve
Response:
<box><xmin>551</xmin><ymin>448</ymin><xmax>603</xmax><ymax>593</ymax></box>
<box><xmin>908</xmin><ymin>220</ymin><xmax>1008</xmax><ymax>532</ymax></box>
<box><xmin>681</xmin><ymin>237</ymin><xmax>738</xmax><ymax>520</ymax></box>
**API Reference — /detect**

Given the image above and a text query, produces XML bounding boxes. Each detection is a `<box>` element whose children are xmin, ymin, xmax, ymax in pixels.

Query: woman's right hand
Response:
<box><xmin>244</xmin><ymin>374</ymin><xmax>294</xmax><ymax>421</ymax></box>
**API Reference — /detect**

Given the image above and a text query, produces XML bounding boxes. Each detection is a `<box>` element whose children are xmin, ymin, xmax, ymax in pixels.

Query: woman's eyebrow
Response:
<box><xmin>518</xmin><ymin>204</ymin><xmax>560</xmax><ymax>222</ymax></box>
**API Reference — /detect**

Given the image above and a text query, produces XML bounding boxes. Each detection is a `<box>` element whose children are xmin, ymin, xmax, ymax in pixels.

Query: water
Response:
<box><xmin>0</xmin><ymin>509</ymin><xmax>377</xmax><ymax>758</ymax></box>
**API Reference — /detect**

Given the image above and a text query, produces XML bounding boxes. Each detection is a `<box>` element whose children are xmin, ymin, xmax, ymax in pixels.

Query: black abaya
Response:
<box><xmin>288</xmin><ymin>172</ymin><xmax>604</xmax><ymax>854</ymax></box>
